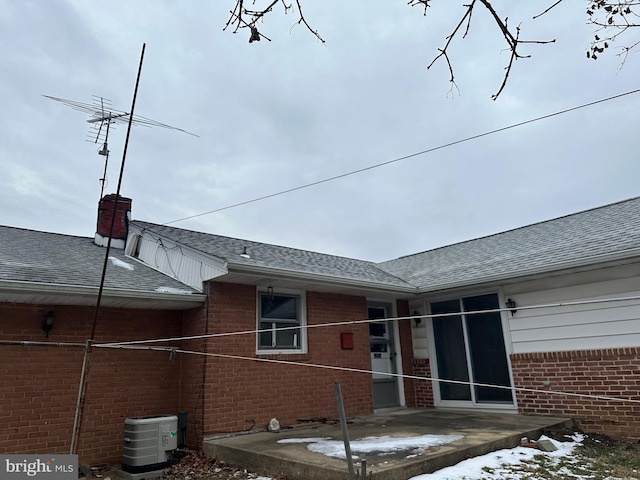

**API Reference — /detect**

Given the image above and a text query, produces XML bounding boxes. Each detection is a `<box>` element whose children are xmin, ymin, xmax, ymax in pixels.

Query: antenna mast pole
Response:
<box><xmin>98</xmin><ymin>118</ymin><xmax>111</xmax><ymax>199</ymax></box>
<box><xmin>70</xmin><ymin>43</ymin><xmax>146</xmax><ymax>456</ymax></box>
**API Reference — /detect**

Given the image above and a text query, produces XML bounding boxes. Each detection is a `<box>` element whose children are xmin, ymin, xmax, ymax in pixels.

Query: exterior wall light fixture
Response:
<box><xmin>42</xmin><ymin>311</ymin><xmax>55</xmax><ymax>337</ymax></box>
<box><xmin>506</xmin><ymin>298</ymin><xmax>517</xmax><ymax>315</ymax></box>
<box><xmin>413</xmin><ymin>311</ymin><xmax>422</xmax><ymax>326</ymax></box>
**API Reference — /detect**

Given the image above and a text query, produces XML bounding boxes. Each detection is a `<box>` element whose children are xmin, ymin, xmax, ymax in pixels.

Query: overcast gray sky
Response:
<box><xmin>1</xmin><ymin>1</ymin><xmax>638</xmax><ymax>262</ymax></box>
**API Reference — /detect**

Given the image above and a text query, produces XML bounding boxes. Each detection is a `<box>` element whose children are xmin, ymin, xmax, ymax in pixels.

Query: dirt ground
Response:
<box><xmin>83</xmin><ymin>450</ymin><xmax>286</xmax><ymax>480</ymax></box>
<box><xmin>160</xmin><ymin>450</ymin><xmax>287</xmax><ymax>480</ymax></box>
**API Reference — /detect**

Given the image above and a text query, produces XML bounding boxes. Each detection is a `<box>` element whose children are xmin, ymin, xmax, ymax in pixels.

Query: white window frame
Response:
<box><xmin>256</xmin><ymin>287</ymin><xmax>307</xmax><ymax>354</ymax></box>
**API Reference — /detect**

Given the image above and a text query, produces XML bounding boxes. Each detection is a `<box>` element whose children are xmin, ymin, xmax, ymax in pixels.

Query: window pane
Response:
<box><xmin>462</xmin><ymin>293</ymin><xmax>499</xmax><ymax>312</ymax></box>
<box><xmin>276</xmin><ymin>325</ymin><xmax>300</xmax><ymax>349</ymax></box>
<box><xmin>463</xmin><ymin>294</ymin><xmax>513</xmax><ymax>403</ymax></box>
<box><xmin>370</xmin><ymin>343</ymin><xmax>388</xmax><ymax>353</ymax></box>
<box><xmin>368</xmin><ymin>307</ymin><xmax>386</xmax><ymax>320</ymax></box>
<box><xmin>258</xmin><ymin>328</ymin><xmax>273</xmax><ymax>349</ymax></box>
<box><xmin>431</xmin><ymin>299</ymin><xmax>471</xmax><ymax>401</ymax></box>
<box><xmin>258</xmin><ymin>318</ymin><xmax>300</xmax><ymax>350</ymax></box>
<box><xmin>369</xmin><ymin>322</ymin><xmax>386</xmax><ymax>338</ymax></box>
<box><xmin>261</xmin><ymin>294</ymin><xmax>298</xmax><ymax>319</ymax></box>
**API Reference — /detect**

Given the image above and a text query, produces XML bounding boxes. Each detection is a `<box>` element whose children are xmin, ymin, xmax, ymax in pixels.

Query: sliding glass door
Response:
<box><xmin>431</xmin><ymin>293</ymin><xmax>513</xmax><ymax>405</ymax></box>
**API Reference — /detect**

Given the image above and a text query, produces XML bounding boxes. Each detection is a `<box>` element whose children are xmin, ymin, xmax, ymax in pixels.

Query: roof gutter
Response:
<box><xmin>0</xmin><ymin>279</ymin><xmax>207</xmax><ymax>305</ymax></box>
<box><xmin>415</xmin><ymin>248</ymin><xmax>640</xmax><ymax>294</ymax></box>
<box><xmin>224</xmin><ymin>263</ymin><xmax>418</xmax><ymax>295</ymax></box>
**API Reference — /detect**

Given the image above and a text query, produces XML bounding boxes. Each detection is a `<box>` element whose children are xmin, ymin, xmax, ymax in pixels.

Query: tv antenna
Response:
<box><xmin>44</xmin><ymin>94</ymin><xmax>198</xmax><ymax>198</ymax></box>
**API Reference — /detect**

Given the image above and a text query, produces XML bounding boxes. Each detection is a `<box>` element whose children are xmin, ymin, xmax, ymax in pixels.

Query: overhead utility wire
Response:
<box><xmin>95</xmin><ymin>343</ymin><xmax>640</xmax><ymax>406</ymax></box>
<box><xmin>94</xmin><ymin>293</ymin><xmax>640</xmax><ymax>348</ymax></box>
<box><xmin>163</xmin><ymin>87</ymin><xmax>640</xmax><ymax>226</ymax></box>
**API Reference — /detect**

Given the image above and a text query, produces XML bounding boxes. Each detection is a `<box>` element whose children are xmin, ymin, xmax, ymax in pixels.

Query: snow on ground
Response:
<box><xmin>410</xmin><ymin>434</ymin><xmax>584</xmax><ymax>480</ymax></box>
<box><xmin>276</xmin><ymin>433</ymin><xmax>596</xmax><ymax>480</ymax></box>
<box><xmin>277</xmin><ymin>434</ymin><xmax>463</xmax><ymax>459</ymax></box>
<box><xmin>108</xmin><ymin>256</ymin><xmax>134</xmax><ymax>270</ymax></box>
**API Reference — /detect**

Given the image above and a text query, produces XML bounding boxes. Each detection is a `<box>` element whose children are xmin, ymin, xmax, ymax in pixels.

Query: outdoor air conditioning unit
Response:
<box><xmin>122</xmin><ymin>414</ymin><xmax>178</xmax><ymax>474</ymax></box>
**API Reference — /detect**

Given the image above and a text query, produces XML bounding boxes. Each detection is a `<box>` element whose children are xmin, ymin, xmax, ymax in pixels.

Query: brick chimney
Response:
<box><xmin>95</xmin><ymin>194</ymin><xmax>132</xmax><ymax>249</ymax></box>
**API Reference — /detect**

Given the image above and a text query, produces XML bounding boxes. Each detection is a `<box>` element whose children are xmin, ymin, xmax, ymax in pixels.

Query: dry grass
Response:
<box><xmin>478</xmin><ymin>429</ymin><xmax>640</xmax><ymax>480</ymax></box>
<box><xmin>575</xmin><ymin>434</ymin><xmax>640</xmax><ymax>480</ymax></box>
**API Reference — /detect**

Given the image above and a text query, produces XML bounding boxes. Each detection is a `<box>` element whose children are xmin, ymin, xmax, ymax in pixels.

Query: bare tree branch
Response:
<box><xmin>425</xmin><ymin>0</ymin><xmax>555</xmax><ymax>99</ymax></box>
<box><xmin>407</xmin><ymin>0</ymin><xmax>432</xmax><ymax>16</ymax></box>
<box><xmin>491</xmin><ymin>25</ymin><xmax>521</xmax><ymax>100</ymax></box>
<box><xmin>291</xmin><ymin>0</ymin><xmax>325</xmax><ymax>43</ymax></box>
<box><xmin>426</xmin><ymin>0</ymin><xmax>476</xmax><ymax>92</ymax></box>
<box><xmin>225</xmin><ymin>0</ymin><xmax>323</xmax><ymax>44</ymax></box>
<box><xmin>533</xmin><ymin>0</ymin><xmax>565</xmax><ymax>20</ymax></box>
<box><xmin>221</xmin><ymin>0</ymin><xmax>639</xmax><ymax>99</ymax></box>
<box><xmin>586</xmin><ymin>0</ymin><xmax>640</xmax><ymax>64</ymax></box>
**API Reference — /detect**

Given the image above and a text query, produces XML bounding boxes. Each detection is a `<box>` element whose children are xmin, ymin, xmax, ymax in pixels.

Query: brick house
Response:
<box><xmin>383</xmin><ymin>197</ymin><xmax>640</xmax><ymax>441</ymax></box>
<box><xmin>1</xmin><ymin>194</ymin><xmax>640</xmax><ymax>464</ymax></box>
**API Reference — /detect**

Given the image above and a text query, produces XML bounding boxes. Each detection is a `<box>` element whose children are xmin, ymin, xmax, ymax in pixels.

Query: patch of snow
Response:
<box><xmin>278</xmin><ymin>434</ymin><xmax>463</xmax><ymax>460</ymax></box>
<box><xmin>155</xmin><ymin>286</ymin><xmax>193</xmax><ymax>295</ymax></box>
<box><xmin>108</xmin><ymin>256</ymin><xmax>134</xmax><ymax>270</ymax></box>
<box><xmin>409</xmin><ymin>434</ymin><xmax>584</xmax><ymax>480</ymax></box>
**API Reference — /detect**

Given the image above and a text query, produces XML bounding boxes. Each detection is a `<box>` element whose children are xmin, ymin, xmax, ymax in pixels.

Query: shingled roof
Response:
<box><xmin>5</xmin><ymin>197</ymin><xmax>640</xmax><ymax>300</ymax></box>
<box><xmin>377</xmin><ymin>196</ymin><xmax>640</xmax><ymax>292</ymax></box>
<box><xmin>131</xmin><ymin>221</ymin><xmax>413</xmax><ymax>290</ymax></box>
<box><xmin>0</xmin><ymin>225</ymin><xmax>203</xmax><ymax>307</ymax></box>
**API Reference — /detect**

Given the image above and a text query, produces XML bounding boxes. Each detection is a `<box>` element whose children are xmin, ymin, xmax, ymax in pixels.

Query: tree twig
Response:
<box><xmin>533</xmin><ymin>0</ymin><xmax>565</xmax><ymax>20</ymax></box>
<box><xmin>292</xmin><ymin>0</ymin><xmax>325</xmax><ymax>43</ymax></box>
<box><xmin>491</xmin><ymin>25</ymin><xmax>521</xmax><ymax>100</ymax></box>
<box><xmin>426</xmin><ymin>1</ymin><xmax>476</xmax><ymax>94</ymax></box>
<box><xmin>225</xmin><ymin>0</ymin><xmax>323</xmax><ymax>44</ymax></box>
<box><xmin>426</xmin><ymin>0</ymin><xmax>555</xmax><ymax>99</ymax></box>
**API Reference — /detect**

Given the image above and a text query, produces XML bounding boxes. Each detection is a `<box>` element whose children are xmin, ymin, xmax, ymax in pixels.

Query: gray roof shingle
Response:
<box><xmin>6</xmin><ymin>196</ymin><xmax>639</xmax><ymax>298</ymax></box>
<box><xmin>131</xmin><ymin>221</ymin><xmax>413</xmax><ymax>289</ymax></box>
<box><xmin>0</xmin><ymin>226</ymin><xmax>199</xmax><ymax>294</ymax></box>
<box><xmin>377</xmin><ymin>196</ymin><xmax>640</xmax><ymax>291</ymax></box>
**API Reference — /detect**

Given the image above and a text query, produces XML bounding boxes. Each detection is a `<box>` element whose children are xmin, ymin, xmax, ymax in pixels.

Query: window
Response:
<box><xmin>257</xmin><ymin>291</ymin><xmax>306</xmax><ymax>352</ymax></box>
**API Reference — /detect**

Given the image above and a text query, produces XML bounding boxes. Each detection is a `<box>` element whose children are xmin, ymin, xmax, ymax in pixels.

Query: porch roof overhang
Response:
<box><xmin>214</xmin><ymin>263</ymin><xmax>418</xmax><ymax>300</ymax></box>
<box><xmin>0</xmin><ymin>280</ymin><xmax>207</xmax><ymax>310</ymax></box>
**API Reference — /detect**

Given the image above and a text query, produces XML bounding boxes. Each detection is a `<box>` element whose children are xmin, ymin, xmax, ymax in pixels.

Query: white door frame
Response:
<box><xmin>367</xmin><ymin>300</ymin><xmax>406</xmax><ymax>409</ymax></box>
<box><xmin>425</xmin><ymin>291</ymin><xmax>516</xmax><ymax>411</ymax></box>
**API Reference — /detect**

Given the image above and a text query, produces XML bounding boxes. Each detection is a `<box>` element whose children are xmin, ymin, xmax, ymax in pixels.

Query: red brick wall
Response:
<box><xmin>201</xmin><ymin>283</ymin><xmax>373</xmax><ymax>436</ymax></box>
<box><xmin>179</xmin><ymin>304</ymin><xmax>208</xmax><ymax>448</ymax></box>
<box><xmin>511</xmin><ymin>348</ymin><xmax>640</xmax><ymax>441</ymax></box>
<box><xmin>0</xmin><ymin>302</ymin><xmax>187</xmax><ymax>465</ymax></box>
<box><xmin>96</xmin><ymin>194</ymin><xmax>131</xmax><ymax>240</ymax></box>
<box><xmin>412</xmin><ymin>359</ymin><xmax>434</xmax><ymax>408</ymax></box>
<box><xmin>396</xmin><ymin>299</ymin><xmax>416</xmax><ymax>407</ymax></box>
<box><xmin>1</xmin><ymin>285</ymin><xmax>422</xmax><ymax>463</ymax></box>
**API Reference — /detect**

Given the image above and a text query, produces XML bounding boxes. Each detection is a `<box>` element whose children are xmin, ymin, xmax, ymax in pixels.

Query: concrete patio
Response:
<box><xmin>203</xmin><ymin>409</ymin><xmax>573</xmax><ymax>480</ymax></box>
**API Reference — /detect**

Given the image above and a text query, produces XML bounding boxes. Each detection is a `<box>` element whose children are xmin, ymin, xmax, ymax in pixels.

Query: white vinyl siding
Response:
<box><xmin>507</xmin><ymin>273</ymin><xmax>640</xmax><ymax>354</ymax></box>
<box><xmin>412</xmin><ymin>327</ymin><xmax>429</xmax><ymax>359</ymax></box>
<box><xmin>410</xmin><ymin>299</ymin><xmax>429</xmax><ymax>359</ymax></box>
<box><xmin>127</xmin><ymin>232</ymin><xmax>226</xmax><ymax>291</ymax></box>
